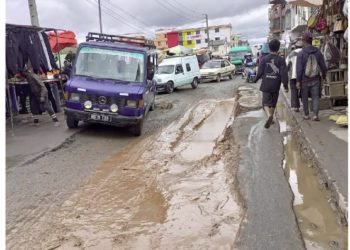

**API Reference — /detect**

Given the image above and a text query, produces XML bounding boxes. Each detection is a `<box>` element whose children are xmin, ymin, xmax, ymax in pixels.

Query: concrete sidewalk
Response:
<box><xmin>279</xmin><ymin>91</ymin><xmax>348</xmax><ymax>222</ymax></box>
<box><xmin>6</xmin><ymin>112</ymin><xmax>78</xmax><ymax>169</ymax></box>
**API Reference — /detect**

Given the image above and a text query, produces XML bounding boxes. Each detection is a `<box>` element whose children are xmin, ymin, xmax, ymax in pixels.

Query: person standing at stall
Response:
<box><xmin>20</xmin><ymin>69</ymin><xmax>60</xmax><ymax>126</ymax></box>
<box><xmin>286</xmin><ymin>40</ymin><xmax>303</xmax><ymax>112</ymax></box>
<box><xmin>296</xmin><ymin>32</ymin><xmax>327</xmax><ymax>121</ymax></box>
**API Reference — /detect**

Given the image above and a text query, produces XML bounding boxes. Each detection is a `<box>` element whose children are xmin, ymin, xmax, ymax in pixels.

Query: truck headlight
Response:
<box><xmin>127</xmin><ymin>100</ymin><xmax>137</xmax><ymax>108</ymax></box>
<box><xmin>84</xmin><ymin>100</ymin><xmax>92</xmax><ymax>109</ymax></box>
<box><xmin>70</xmin><ymin>93</ymin><xmax>80</xmax><ymax>101</ymax></box>
<box><xmin>110</xmin><ymin>104</ymin><xmax>118</xmax><ymax>113</ymax></box>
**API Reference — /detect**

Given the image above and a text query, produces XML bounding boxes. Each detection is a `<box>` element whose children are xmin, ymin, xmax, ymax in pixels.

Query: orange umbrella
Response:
<box><xmin>48</xmin><ymin>31</ymin><xmax>77</xmax><ymax>53</ymax></box>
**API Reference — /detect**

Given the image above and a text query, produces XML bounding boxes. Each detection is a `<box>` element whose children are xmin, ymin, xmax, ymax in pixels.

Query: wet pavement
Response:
<box><xmin>278</xmin><ymin>104</ymin><xmax>348</xmax><ymax>250</ymax></box>
<box><xmin>233</xmin><ymin>106</ymin><xmax>304</xmax><ymax>250</ymax></box>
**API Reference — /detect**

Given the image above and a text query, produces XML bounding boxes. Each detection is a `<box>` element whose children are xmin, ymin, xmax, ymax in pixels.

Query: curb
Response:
<box><xmin>279</xmin><ymin>90</ymin><xmax>348</xmax><ymax>225</ymax></box>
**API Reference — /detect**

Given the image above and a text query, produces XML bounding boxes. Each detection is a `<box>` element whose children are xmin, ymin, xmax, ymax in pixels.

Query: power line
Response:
<box><xmin>165</xmin><ymin>0</ymin><xmax>202</xmax><ymax>18</ymax></box>
<box><xmin>101</xmin><ymin>0</ymin><xmax>154</xmax><ymax>31</ymax></box>
<box><xmin>86</xmin><ymin>0</ymin><xmax>154</xmax><ymax>37</ymax></box>
<box><xmin>155</xmin><ymin>0</ymin><xmax>202</xmax><ymax>22</ymax></box>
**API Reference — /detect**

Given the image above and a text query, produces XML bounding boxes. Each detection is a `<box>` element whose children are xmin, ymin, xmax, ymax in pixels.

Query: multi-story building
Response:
<box><xmin>154</xmin><ymin>32</ymin><xmax>168</xmax><ymax>50</ymax></box>
<box><xmin>155</xmin><ymin>24</ymin><xmax>232</xmax><ymax>55</ymax></box>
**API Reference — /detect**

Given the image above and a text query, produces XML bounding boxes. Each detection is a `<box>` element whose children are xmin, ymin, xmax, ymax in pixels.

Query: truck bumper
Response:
<box><xmin>64</xmin><ymin>108</ymin><xmax>143</xmax><ymax>127</ymax></box>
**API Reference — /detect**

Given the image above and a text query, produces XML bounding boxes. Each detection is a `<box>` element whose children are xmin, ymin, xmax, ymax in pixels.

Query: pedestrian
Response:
<box><xmin>254</xmin><ymin>39</ymin><xmax>289</xmax><ymax>129</ymax></box>
<box><xmin>286</xmin><ymin>40</ymin><xmax>303</xmax><ymax>112</ymax></box>
<box><xmin>20</xmin><ymin>68</ymin><xmax>60</xmax><ymax>126</ymax></box>
<box><xmin>296</xmin><ymin>32</ymin><xmax>327</xmax><ymax>121</ymax></box>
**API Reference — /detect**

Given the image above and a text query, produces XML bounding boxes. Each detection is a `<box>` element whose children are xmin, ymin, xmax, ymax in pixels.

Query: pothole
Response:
<box><xmin>277</xmin><ymin>103</ymin><xmax>348</xmax><ymax>250</ymax></box>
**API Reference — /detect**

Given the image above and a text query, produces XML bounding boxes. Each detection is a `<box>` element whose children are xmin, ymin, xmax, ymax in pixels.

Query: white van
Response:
<box><xmin>154</xmin><ymin>55</ymin><xmax>200</xmax><ymax>93</ymax></box>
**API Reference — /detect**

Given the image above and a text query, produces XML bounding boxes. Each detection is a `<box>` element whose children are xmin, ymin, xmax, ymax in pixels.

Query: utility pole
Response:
<box><xmin>28</xmin><ymin>0</ymin><xmax>39</xmax><ymax>26</ymax></box>
<box><xmin>98</xmin><ymin>0</ymin><xmax>103</xmax><ymax>33</ymax></box>
<box><xmin>204</xmin><ymin>14</ymin><xmax>210</xmax><ymax>50</ymax></box>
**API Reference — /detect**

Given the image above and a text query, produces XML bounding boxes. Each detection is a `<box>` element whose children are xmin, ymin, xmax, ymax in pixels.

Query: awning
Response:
<box><xmin>48</xmin><ymin>31</ymin><xmax>77</xmax><ymax>53</ymax></box>
<box><xmin>168</xmin><ymin>45</ymin><xmax>193</xmax><ymax>55</ymax></box>
<box><xmin>288</xmin><ymin>0</ymin><xmax>322</xmax><ymax>7</ymax></box>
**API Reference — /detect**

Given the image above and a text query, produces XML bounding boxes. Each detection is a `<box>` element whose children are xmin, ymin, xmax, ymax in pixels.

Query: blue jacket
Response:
<box><xmin>296</xmin><ymin>45</ymin><xmax>327</xmax><ymax>83</ymax></box>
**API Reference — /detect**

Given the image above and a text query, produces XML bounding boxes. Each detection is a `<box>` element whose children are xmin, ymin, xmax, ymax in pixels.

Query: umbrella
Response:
<box><xmin>288</xmin><ymin>0</ymin><xmax>323</xmax><ymax>7</ymax></box>
<box><xmin>168</xmin><ymin>45</ymin><xmax>193</xmax><ymax>55</ymax></box>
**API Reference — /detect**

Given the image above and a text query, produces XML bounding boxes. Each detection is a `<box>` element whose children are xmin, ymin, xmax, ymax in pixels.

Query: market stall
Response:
<box><xmin>6</xmin><ymin>23</ymin><xmax>67</xmax><ymax>126</ymax></box>
<box><xmin>307</xmin><ymin>0</ymin><xmax>348</xmax><ymax>106</ymax></box>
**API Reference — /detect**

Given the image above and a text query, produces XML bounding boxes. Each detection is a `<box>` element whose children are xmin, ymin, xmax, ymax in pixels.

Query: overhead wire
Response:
<box><xmin>168</xmin><ymin>0</ymin><xmax>203</xmax><ymax>16</ymax></box>
<box><xmin>85</xmin><ymin>0</ymin><xmax>154</xmax><ymax>37</ymax></box>
<box><xmin>100</xmin><ymin>0</ymin><xmax>155</xmax><ymax>32</ymax></box>
<box><xmin>155</xmin><ymin>0</ymin><xmax>203</xmax><ymax>22</ymax></box>
<box><xmin>163</xmin><ymin>0</ymin><xmax>203</xmax><ymax>18</ymax></box>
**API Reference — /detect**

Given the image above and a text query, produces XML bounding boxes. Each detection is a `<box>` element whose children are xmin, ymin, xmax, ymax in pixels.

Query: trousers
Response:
<box><xmin>301</xmin><ymin>82</ymin><xmax>320</xmax><ymax>116</ymax></box>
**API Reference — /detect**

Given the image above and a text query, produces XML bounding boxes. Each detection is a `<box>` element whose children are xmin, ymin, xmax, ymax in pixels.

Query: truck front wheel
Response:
<box><xmin>66</xmin><ymin>115</ymin><xmax>79</xmax><ymax>128</ymax></box>
<box><xmin>130</xmin><ymin>121</ymin><xmax>143</xmax><ymax>136</ymax></box>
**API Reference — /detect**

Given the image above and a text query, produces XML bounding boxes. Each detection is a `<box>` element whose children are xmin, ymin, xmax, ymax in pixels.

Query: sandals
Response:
<box><xmin>264</xmin><ymin>116</ymin><xmax>273</xmax><ymax>129</ymax></box>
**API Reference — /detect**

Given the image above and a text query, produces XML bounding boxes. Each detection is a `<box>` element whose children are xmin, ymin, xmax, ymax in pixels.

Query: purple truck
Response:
<box><xmin>64</xmin><ymin>33</ymin><xmax>157</xmax><ymax>136</ymax></box>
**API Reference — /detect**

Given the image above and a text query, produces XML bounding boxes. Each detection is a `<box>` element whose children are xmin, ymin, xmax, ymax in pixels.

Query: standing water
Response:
<box><xmin>277</xmin><ymin>103</ymin><xmax>348</xmax><ymax>250</ymax></box>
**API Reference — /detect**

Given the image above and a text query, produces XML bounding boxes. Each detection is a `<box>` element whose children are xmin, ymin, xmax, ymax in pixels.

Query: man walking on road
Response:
<box><xmin>255</xmin><ymin>39</ymin><xmax>289</xmax><ymax>129</ymax></box>
<box><xmin>296</xmin><ymin>32</ymin><xmax>327</xmax><ymax>121</ymax></box>
<box><xmin>286</xmin><ymin>40</ymin><xmax>303</xmax><ymax>112</ymax></box>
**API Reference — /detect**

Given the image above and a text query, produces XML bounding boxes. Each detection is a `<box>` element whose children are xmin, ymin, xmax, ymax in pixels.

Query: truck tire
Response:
<box><xmin>66</xmin><ymin>115</ymin><xmax>79</xmax><ymax>129</ymax></box>
<box><xmin>191</xmin><ymin>77</ymin><xmax>198</xmax><ymax>89</ymax></box>
<box><xmin>150</xmin><ymin>99</ymin><xmax>155</xmax><ymax>111</ymax></box>
<box><xmin>216</xmin><ymin>74</ymin><xmax>221</xmax><ymax>82</ymax></box>
<box><xmin>166</xmin><ymin>81</ymin><xmax>174</xmax><ymax>94</ymax></box>
<box><xmin>130</xmin><ymin>121</ymin><xmax>143</xmax><ymax>136</ymax></box>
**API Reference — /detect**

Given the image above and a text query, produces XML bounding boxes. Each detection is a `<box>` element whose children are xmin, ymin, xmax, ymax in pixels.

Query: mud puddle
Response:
<box><xmin>277</xmin><ymin>103</ymin><xmax>348</xmax><ymax>250</ymax></box>
<box><xmin>9</xmin><ymin>98</ymin><xmax>242</xmax><ymax>250</ymax></box>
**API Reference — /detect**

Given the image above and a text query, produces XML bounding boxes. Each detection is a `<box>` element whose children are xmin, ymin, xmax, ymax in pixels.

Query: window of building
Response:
<box><xmin>205</xmin><ymin>29</ymin><xmax>208</xmax><ymax>34</ymax></box>
<box><xmin>205</xmin><ymin>38</ymin><xmax>208</xmax><ymax>43</ymax></box>
<box><xmin>186</xmin><ymin>63</ymin><xmax>191</xmax><ymax>72</ymax></box>
<box><xmin>187</xmin><ymin>31</ymin><xmax>191</xmax><ymax>35</ymax></box>
<box><xmin>196</xmin><ymin>30</ymin><xmax>200</xmax><ymax>35</ymax></box>
<box><xmin>196</xmin><ymin>39</ymin><xmax>201</xmax><ymax>44</ymax></box>
<box><xmin>215</xmin><ymin>37</ymin><xmax>220</xmax><ymax>40</ymax></box>
<box><xmin>187</xmin><ymin>40</ymin><xmax>192</xmax><ymax>45</ymax></box>
<box><xmin>215</xmin><ymin>28</ymin><xmax>219</xmax><ymax>33</ymax></box>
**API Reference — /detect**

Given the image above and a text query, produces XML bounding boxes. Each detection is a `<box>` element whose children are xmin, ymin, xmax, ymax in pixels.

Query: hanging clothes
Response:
<box><xmin>41</xmin><ymin>32</ymin><xmax>59</xmax><ymax>70</ymax></box>
<box><xmin>38</xmin><ymin>32</ymin><xmax>52</xmax><ymax>71</ymax></box>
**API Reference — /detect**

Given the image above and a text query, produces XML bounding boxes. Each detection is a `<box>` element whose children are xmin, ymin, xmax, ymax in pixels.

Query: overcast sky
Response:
<box><xmin>6</xmin><ymin>0</ymin><xmax>269</xmax><ymax>45</ymax></box>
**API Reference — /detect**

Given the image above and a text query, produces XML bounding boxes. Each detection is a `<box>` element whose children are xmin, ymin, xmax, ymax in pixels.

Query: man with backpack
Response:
<box><xmin>254</xmin><ymin>39</ymin><xmax>289</xmax><ymax>129</ymax></box>
<box><xmin>296</xmin><ymin>32</ymin><xmax>327</xmax><ymax>121</ymax></box>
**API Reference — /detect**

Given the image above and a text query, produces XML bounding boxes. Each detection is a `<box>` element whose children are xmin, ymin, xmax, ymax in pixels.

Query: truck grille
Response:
<box><xmin>79</xmin><ymin>93</ymin><xmax>126</xmax><ymax>107</ymax></box>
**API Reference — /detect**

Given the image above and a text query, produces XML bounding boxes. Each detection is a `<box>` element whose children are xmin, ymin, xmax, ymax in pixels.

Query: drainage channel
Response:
<box><xmin>277</xmin><ymin>103</ymin><xmax>348</xmax><ymax>250</ymax></box>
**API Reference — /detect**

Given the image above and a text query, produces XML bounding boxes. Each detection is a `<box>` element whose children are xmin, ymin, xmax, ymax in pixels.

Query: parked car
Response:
<box><xmin>154</xmin><ymin>55</ymin><xmax>200</xmax><ymax>93</ymax></box>
<box><xmin>200</xmin><ymin>59</ymin><xmax>236</xmax><ymax>82</ymax></box>
<box><xmin>64</xmin><ymin>32</ymin><xmax>157</xmax><ymax>136</ymax></box>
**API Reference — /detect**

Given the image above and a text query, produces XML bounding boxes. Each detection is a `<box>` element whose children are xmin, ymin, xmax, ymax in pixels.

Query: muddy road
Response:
<box><xmin>7</xmin><ymin>78</ymin><xmax>241</xmax><ymax>249</ymax></box>
<box><xmin>6</xmin><ymin>78</ymin><xmax>347</xmax><ymax>249</ymax></box>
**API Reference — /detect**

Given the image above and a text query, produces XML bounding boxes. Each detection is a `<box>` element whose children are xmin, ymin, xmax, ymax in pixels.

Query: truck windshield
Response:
<box><xmin>74</xmin><ymin>47</ymin><xmax>145</xmax><ymax>83</ymax></box>
<box><xmin>229</xmin><ymin>51</ymin><xmax>247</xmax><ymax>59</ymax></box>
<box><xmin>156</xmin><ymin>65</ymin><xmax>174</xmax><ymax>74</ymax></box>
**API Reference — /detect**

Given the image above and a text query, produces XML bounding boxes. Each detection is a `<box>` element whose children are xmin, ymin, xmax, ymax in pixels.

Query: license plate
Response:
<box><xmin>90</xmin><ymin>113</ymin><xmax>110</xmax><ymax>122</ymax></box>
